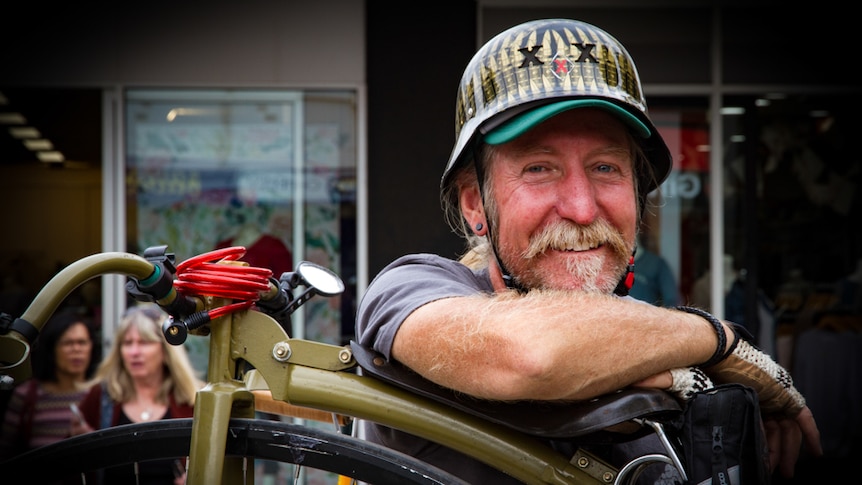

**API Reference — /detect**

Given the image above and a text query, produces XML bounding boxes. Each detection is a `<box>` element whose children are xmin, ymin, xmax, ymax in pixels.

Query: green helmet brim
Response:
<box><xmin>483</xmin><ymin>99</ymin><xmax>651</xmax><ymax>145</ymax></box>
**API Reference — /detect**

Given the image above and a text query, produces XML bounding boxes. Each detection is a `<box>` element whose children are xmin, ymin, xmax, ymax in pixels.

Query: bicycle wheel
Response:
<box><xmin>3</xmin><ymin>418</ymin><xmax>469</xmax><ymax>485</ymax></box>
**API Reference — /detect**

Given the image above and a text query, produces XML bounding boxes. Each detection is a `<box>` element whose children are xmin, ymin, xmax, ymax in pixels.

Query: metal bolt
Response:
<box><xmin>338</xmin><ymin>348</ymin><xmax>352</xmax><ymax>363</ymax></box>
<box><xmin>602</xmin><ymin>472</ymin><xmax>614</xmax><ymax>483</ymax></box>
<box><xmin>272</xmin><ymin>342</ymin><xmax>291</xmax><ymax>362</ymax></box>
<box><xmin>577</xmin><ymin>457</ymin><xmax>589</xmax><ymax>468</ymax></box>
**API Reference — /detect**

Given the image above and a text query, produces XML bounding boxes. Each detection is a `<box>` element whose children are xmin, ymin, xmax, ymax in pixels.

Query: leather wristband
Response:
<box><xmin>674</xmin><ymin>306</ymin><xmax>728</xmax><ymax>368</ymax></box>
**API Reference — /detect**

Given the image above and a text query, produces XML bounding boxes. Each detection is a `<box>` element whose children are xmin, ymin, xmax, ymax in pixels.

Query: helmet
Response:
<box><xmin>442</xmin><ymin>18</ymin><xmax>672</xmax><ymax>199</ymax></box>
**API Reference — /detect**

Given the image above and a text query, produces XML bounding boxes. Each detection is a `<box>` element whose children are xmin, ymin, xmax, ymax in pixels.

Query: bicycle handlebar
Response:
<box><xmin>0</xmin><ymin>251</ymin><xmax>157</xmax><ymax>385</ymax></box>
<box><xmin>0</xmin><ymin>245</ymin><xmax>324</xmax><ymax>386</ymax></box>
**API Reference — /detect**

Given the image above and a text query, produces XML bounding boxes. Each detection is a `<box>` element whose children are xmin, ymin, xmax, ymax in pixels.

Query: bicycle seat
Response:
<box><xmin>350</xmin><ymin>341</ymin><xmax>682</xmax><ymax>440</ymax></box>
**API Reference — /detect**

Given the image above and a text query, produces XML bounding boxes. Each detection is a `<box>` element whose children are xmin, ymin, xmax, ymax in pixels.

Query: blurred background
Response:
<box><xmin>1</xmin><ymin>1</ymin><xmax>858</xmax><ymax>482</ymax></box>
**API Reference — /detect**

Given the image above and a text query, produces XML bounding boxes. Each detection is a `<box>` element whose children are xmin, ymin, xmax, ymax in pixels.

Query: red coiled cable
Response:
<box><xmin>173</xmin><ymin>246</ymin><xmax>273</xmax><ymax>320</ymax></box>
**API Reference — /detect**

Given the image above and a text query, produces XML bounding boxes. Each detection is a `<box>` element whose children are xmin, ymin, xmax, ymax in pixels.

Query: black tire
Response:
<box><xmin>3</xmin><ymin>418</ymin><xmax>468</xmax><ymax>485</ymax></box>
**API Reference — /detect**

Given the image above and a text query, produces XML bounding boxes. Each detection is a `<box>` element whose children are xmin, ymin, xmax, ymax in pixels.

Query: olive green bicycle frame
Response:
<box><xmin>0</xmin><ymin>252</ymin><xmax>625</xmax><ymax>485</ymax></box>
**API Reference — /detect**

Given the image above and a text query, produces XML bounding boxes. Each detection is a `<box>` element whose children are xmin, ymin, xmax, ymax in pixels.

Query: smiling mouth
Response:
<box><xmin>555</xmin><ymin>242</ymin><xmax>604</xmax><ymax>252</ymax></box>
<box><xmin>526</xmin><ymin>241</ymin><xmax>605</xmax><ymax>258</ymax></box>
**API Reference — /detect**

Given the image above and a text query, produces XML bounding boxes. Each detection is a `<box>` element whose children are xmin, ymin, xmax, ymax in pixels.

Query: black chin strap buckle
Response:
<box><xmin>502</xmin><ymin>274</ymin><xmax>527</xmax><ymax>293</ymax></box>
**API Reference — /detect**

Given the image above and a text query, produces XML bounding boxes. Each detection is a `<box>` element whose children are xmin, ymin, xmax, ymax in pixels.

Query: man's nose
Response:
<box><xmin>556</xmin><ymin>170</ymin><xmax>598</xmax><ymax>224</ymax></box>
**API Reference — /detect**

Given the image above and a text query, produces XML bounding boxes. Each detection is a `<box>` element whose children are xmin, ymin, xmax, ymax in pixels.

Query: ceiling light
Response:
<box><xmin>166</xmin><ymin>107</ymin><xmax>214</xmax><ymax>121</ymax></box>
<box><xmin>24</xmin><ymin>139</ymin><xmax>54</xmax><ymax>151</ymax></box>
<box><xmin>9</xmin><ymin>126</ymin><xmax>41</xmax><ymax>138</ymax></box>
<box><xmin>37</xmin><ymin>151</ymin><xmax>65</xmax><ymax>163</ymax></box>
<box><xmin>0</xmin><ymin>112</ymin><xmax>27</xmax><ymax>124</ymax></box>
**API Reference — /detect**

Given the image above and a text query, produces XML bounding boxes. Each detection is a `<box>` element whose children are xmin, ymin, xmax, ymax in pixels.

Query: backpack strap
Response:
<box><xmin>99</xmin><ymin>382</ymin><xmax>112</xmax><ymax>429</ymax></box>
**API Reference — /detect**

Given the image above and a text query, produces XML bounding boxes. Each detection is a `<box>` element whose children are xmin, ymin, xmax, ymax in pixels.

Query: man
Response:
<box><xmin>356</xmin><ymin>18</ymin><xmax>820</xmax><ymax>484</ymax></box>
<box><xmin>630</xmin><ymin>233</ymin><xmax>680</xmax><ymax>307</ymax></box>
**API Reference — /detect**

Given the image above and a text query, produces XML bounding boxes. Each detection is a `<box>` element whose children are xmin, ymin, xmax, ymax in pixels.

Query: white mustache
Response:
<box><xmin>522</xmin><ymin>220</ymin><xmax>628</xmax><ymax>260</ymax></box>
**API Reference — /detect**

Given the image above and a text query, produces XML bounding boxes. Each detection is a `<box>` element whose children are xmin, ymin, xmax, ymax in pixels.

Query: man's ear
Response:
<box><xmin>459</xmin><ymin>183</ymin><xmax>484</xmax><ymax>229</ymax></box>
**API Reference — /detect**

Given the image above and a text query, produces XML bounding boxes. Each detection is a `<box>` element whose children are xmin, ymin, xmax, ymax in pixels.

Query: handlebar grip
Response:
<box><xmin>7</xmin><ymin>318</ymin><xmax>39</xmax><ymax>344</ymax></box>
<box><xmin>127</xmin><ymin>262</ymin><xmax>174</xmax><ymax>302</ymax></box>
<box><xmin>253</xmin><ymin>278</ymin><xmax>293</xmax><ymax>330</ymax></box>
<box><xmin>127</xmin><ymin>247</ymin><xmax>198</xmax><ymax>319</ymax></box>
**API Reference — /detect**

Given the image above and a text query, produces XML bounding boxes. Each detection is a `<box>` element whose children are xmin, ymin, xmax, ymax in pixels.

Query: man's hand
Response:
<box><xmin>634</xmin><ymin>367</ymin><xmax>715</xmax><ymax>401</ymax></box>
<box><xmin>707</xmin><ymin>339</ymin><xmax>804</xmax><ymax>415</ymax></box>
<box><xmin>633</xmin><ymin>348</ymin><xmax>823</xmax><ymax>478</ymax></box>
<box><xmin>706</xmin><ymin>338</ymin><xmax>823</xmax><ymax>476</ymax></box>
<box><xmin>764</xmin><ymin>406</ymin><xmax>821</xmax><ymax>477</ymax></box>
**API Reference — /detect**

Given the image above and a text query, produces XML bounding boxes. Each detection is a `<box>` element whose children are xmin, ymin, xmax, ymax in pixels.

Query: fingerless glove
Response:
<box><xmin>675</xmin><ymin>306</ymin><xmax>806</xmax><ymax>417</ymax></box>
<box><xmin>668</xmin><ymin>367</ymin><xmax>715</xmax><ymax>400</ymax></box>
<box><xmin>705</xmin><ymin>339</ymin><xmax>806</xmax><ymax>416</ymax></box>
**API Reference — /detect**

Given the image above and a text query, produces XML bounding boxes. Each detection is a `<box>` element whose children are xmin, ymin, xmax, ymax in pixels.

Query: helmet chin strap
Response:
<box><xmin>613</xmin><ymin>246</ymin><xmax>637</xmax><ymax>296</ymax></box>
<box><xmin>472</xmin><ymin>145</ymin><xmax>526</xmax><ymax>293</ymax></box>
<box><xmin>486</xmin><ymin>222</ymin><xmax>525</xmax><ymax>292</ymax></box>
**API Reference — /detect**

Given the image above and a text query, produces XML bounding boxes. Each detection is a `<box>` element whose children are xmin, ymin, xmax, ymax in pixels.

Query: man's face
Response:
<box><xmin>485</xmin><ymin>108</ymin><xmax>638</xmax><ymax>293</ymax></box>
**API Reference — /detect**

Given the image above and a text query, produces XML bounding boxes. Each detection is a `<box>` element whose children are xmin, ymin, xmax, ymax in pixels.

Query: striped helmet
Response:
<box><xmin>442</xmin><ymin>18</ymin><xmax>671</xmax><ymax>199</ymax></box>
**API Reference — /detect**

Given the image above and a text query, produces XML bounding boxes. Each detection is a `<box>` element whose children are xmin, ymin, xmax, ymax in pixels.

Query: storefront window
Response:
<box><xmin>642</xmin><ymin>98</ymin><xmax>711</xmax><ymax>310</ymax></box>
<box><xmin>722</xmin><ymin>94</ymin><xmax>861</xmax><ymax>360</ymax></box>
<box><xmin>125</xmin><ymin>89</ymin><xmax>358</xmax><ymax>359</ymax></box>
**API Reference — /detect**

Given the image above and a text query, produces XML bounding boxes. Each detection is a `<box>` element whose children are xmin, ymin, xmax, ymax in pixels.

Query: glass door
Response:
<box><xmin>125</xmin><ymin>89</ymin><xmax>359</xmax><ymax>358</ymax></box>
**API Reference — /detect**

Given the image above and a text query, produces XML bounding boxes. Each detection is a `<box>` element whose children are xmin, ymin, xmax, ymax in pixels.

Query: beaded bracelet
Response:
<box><xmin>674</xmin><ymin>306</ymin><xmax>727</xmax><ymax>368</ymax></box>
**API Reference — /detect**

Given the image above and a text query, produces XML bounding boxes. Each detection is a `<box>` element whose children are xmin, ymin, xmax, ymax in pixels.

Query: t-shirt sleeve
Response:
<box><xmin>355</xmin><ymin>253</ymin><xmax>491</xmax><ymax>360</ymax></box>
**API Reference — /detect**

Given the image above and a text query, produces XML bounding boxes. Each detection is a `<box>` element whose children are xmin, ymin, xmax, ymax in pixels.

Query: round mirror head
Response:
<box><xmin>296</xmin><ymin>262</ymin><xmax>345</xmax><ymax>296</ymax></box>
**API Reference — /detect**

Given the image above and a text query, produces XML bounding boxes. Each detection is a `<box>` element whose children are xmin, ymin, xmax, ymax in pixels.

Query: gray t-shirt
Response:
<box><xmin>355</xmin><ymin>253</ymin><xmax>679</xmax><ymax>484</ymax></box>
<box><xmin>357</xmin><ymin>253</ymin><xmax>493</xmax><ymax>358</ymax></box>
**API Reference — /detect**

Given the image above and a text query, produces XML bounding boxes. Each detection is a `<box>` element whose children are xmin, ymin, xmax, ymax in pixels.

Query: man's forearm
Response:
<box><xmin>393</xmin><ymin>290</ymin><xmax>722</xmax><ymax>401</ymax></box>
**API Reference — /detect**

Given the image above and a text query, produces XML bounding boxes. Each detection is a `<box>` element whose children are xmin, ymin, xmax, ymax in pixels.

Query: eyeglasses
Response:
<box><xmin>59</xmin><ymin>339</ymin><xmax>92</xmax><ymax>349</ymax></box>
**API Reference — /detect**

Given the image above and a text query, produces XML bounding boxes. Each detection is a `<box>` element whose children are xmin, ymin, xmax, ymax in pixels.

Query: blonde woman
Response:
<box><xmin>71</xmin><ymin>303</ymin><xmax>202</xmax><ymax>484</ymax></box>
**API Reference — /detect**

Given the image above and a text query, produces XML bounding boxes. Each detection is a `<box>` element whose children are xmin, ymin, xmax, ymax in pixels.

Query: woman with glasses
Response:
<box><xmin>0</xmin><ymin>310</ymin><xmax>97</xmax><ymax>459</ymax></box>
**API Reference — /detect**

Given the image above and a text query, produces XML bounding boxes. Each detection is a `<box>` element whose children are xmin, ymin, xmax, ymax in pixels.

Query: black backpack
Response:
<box><xmin>673</xmin><ymin>383</ymin><xmax>771</xmax><ymax>485</ymax></box>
